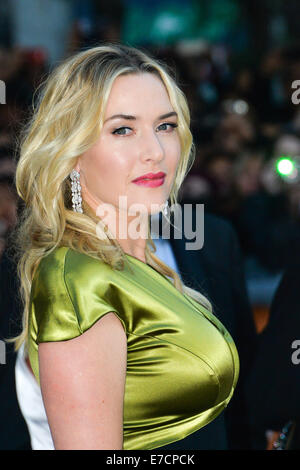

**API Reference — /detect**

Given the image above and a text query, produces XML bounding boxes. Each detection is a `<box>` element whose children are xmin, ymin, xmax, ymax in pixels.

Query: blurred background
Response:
<box><xmin>0</xmin><ymin>1</ymin><xmax>300</xmax><ymax>447</ymax></box>
<box><xmin>1</xmin><ymin>0</ymin><xmax>300</xmax><ymax>332</ymax></box>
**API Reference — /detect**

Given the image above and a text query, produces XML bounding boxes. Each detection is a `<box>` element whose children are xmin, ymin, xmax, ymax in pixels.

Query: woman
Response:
<box><xmin>12</xmin><ymin>43</ymin><xmax>239</xmax><ymax>450</ymax></box>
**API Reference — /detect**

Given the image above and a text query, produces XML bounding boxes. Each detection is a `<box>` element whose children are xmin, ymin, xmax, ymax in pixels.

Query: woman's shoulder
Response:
<box><xmin>33</xmin><ymin>246</ymin><xmax>113</xmax><ymax>288</ymax></box>
<box><xmin>30</xmin><ymin>246</ymin><xmax>127</xmax><ymax>344</ymax></box>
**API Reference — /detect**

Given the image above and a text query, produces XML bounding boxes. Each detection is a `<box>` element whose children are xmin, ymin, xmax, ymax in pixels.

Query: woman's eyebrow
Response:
<box><xmin>104</xmin><ymin>111</ymin><xmax>178</xmax><ymax>123</ymax></box>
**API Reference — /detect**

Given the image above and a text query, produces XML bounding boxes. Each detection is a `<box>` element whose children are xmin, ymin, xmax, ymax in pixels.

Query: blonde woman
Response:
<box><xmin>12</xmin><ymin>43</ymin><xmax>239</xmax><ymax>450</ymax></box>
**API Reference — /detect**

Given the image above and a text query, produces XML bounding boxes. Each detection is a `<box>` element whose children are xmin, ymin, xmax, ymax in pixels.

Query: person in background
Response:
<box><xmin>245</xmin><ymin>259</ymin><xmax>300</xmax><ymax>449</ymax></box>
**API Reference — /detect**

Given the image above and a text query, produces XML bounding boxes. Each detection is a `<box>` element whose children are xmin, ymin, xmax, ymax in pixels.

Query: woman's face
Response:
<box><xmin>76</xmin><ymin>72</ymin><xmax>181</xmax><ymax>217</ymax></box>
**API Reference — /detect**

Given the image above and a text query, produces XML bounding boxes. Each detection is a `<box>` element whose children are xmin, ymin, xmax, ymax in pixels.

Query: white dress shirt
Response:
<box><xmin>15</xmin><ymin>343</ymin><xmax>55</xmax><ymax>450</ymax></box>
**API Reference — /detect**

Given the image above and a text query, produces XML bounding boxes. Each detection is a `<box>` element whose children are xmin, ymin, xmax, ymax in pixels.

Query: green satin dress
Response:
<box><xmin>27</xmin><ymin>246</ymin><xmax>239</xmax><ymax>450</ymax></box>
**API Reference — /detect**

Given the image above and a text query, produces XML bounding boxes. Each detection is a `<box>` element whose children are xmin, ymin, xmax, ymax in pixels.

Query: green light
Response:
<box><xmin>276</xmin><ymin>157</ymin><xmax>295</xmax><ymax>176</ymax></box>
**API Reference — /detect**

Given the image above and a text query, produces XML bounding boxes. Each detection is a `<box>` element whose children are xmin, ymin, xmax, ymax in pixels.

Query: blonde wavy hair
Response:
<box><xmin>12</xmin><ymin>43</ymin><xmax>212</xmax><ymax>351</ymax></box>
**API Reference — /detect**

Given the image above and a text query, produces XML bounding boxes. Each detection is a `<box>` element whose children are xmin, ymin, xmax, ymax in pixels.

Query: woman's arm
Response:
<box><xmin>38</xmin><ymin>312</ymin><xmax>127</xmax><ymax>450</ymax></box>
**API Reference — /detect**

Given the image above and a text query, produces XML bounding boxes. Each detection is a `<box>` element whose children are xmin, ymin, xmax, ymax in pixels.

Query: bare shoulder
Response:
<box><xmin>38</xmin><ymin>312</ymin><xmax>127</xmax><ymax>450</ymax></box>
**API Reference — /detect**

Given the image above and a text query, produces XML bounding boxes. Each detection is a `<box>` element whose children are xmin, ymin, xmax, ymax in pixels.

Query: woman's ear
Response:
<box><xmin>74</xmin><ymin>161</ymin><xmax>80</xmax><ymax>173</ymax></box>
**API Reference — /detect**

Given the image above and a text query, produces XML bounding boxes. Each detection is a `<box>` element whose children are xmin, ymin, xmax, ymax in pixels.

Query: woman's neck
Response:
<box><xmin>81</xmin><ymin>182</ymin><xmax>148</xmax><ymax>263</ymax></box>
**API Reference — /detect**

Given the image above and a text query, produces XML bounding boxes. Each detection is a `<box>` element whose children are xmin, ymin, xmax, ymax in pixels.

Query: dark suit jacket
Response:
<box><xmin>0</xmin><ymin>211</ymin><xmax>257</xmax><ymax>450</ymax></box>
<box><xmin>0</xmin><ymin>247</ymin><xmax>31</xmax><ymax>450</ymax></box>
<box><xmin>244</xmin><ymin>263</ymin><xmax>300</xmax><ymax>449</ymax></box>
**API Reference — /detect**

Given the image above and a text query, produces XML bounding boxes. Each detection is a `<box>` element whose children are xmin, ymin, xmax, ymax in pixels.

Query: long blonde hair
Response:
<box><xmin>12</xmin><ymin>43</ymin><xmax>212</xmax><ymax>351</ymax></box>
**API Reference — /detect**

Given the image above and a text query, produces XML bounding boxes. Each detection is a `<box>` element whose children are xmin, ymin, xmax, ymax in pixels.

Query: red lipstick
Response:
<box><xmin>132</xmin><ymin>172</ymin><xmax>166</xmax><ymax>187</ymax></box>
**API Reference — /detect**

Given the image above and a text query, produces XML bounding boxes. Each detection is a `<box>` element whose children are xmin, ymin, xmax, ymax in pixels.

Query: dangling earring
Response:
<box><xmin>70</xmin><ymin>169</ymin><xmax>83</xmax><ymax>213</ymax></box>
<box><xmin>162</xmin><ymin>200</ymin><xmax>169</xmax><ymax>216</ymax></box>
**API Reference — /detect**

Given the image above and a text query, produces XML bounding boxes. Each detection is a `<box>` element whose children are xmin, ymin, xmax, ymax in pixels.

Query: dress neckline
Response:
<box><xmin>124</xmin><ymin>252</ymin><xmax>217</xmax><ymax>328</ymax></box>
<box><xmin>124</xmin><ymin>252</ymin><xmax>147</xmax><ymax>265</ymax></box>
<box><xmin>124</xmin><ymin>252</ymin><xmax>169</xmax><ymax>281</ymax></box>
<box><xmin>124</xmin><ymin>252</ymin><xmax>198</xmax><ymax>307</ymax></box>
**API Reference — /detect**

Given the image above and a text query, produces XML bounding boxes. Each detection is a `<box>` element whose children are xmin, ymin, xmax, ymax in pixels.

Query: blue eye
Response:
<box><xmin>157</xmin><ymin>122</ymin><xmax>178</xmax><ymax>132</ymax></box>
<box><xmin>112</xmin><ymin>122</ymin><xmax>178</xmax><ymax>136</ymax></box>
<box><xmin>112</xmin><ymin>127</ymin><xmax>131</xmax><ymax>135</ymax></box>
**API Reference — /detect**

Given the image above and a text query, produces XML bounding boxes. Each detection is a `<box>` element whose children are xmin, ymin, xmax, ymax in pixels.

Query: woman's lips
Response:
<box><xmin>132</xmin><ymin>176</ymin><xmax>165</xmax><ymax>187</ymax></box>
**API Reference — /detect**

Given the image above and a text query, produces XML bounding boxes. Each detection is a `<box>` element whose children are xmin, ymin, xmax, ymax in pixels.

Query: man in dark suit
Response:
<box><xmin>244</xmin><ymin>261</ymin><xmax>300</xmax><ymax>449</ymax></box>
<box><xmin>0</xmin><ymin>209</ymin><xmax>257</xmax><ymax>450</ymax></box>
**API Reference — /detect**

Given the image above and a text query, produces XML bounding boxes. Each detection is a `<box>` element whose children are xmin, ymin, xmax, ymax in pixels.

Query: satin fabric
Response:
<box><xmin>27</xmin><ymin>246</ymin><xmax>239</xmax><ymax>450</ymax></box>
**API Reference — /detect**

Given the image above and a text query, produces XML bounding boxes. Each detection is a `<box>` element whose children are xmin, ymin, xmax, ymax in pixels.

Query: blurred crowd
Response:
<box><xmin>174</xmin><ymin>42</ymin><xmax>300</xmax><ymax>275</ymax></box>
<box><xmin>2</xmin><ymin>33</ymin><xmax>300</xmax><ymax>305</ymax></box>
<box><xmin>0</xmin><ymin>2</ymin><xmax>300</xmax><ymax>294</ymax></box>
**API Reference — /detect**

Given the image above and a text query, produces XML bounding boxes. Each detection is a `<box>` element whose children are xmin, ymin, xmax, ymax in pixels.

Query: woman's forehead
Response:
<box><xmin>105</xmin><ymin>73</ymin><xmax>172</xmax><ymax>114</ymax></box>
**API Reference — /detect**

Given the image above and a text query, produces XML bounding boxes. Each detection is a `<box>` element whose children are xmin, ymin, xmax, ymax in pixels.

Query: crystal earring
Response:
<box><xmin>70</xmin><ymin>169</ymin><xmax>83</xmax><ymax>213</ymax></box>
<box><xmin>162</xmin><ymin>200</ymin><xmax>169</xmax><ymax>216</ymax></box>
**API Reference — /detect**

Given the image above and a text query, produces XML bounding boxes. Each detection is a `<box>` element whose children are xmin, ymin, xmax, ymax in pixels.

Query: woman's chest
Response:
<box><xmin>121</xmin><ymin>285</ymin><xmax>236</xmax><ymax>423</ymax></box>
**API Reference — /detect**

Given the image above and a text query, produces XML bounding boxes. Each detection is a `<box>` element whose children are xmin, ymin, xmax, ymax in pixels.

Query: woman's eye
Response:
<box><xmin>112</xmin><ymin>127</ymin><xmax>132</xmax><ymax>136</ymax></box>
<box><xmin>112</xmin><ymin>123</ymin><xmax>178</xmax><ymax>136</ymax></box>
<box><xmin>157</xmin><ymin>122</ymin><xmax>178</xmax><ymax>132</ymax></box>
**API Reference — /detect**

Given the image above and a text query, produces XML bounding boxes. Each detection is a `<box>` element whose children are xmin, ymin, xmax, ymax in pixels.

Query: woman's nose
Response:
<box><xmin>139</xmin><ymin>130</ymin><xmax>164</xmax><ymax>163</ymax></box>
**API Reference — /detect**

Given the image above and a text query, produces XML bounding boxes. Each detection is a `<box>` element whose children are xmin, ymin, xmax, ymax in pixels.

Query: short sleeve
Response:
<box><xmin>30</xmin><ymin>247</ymin><xmax>125</xmax><ymax>344</ymax></box>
